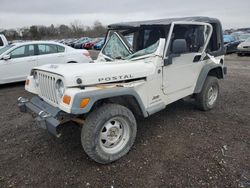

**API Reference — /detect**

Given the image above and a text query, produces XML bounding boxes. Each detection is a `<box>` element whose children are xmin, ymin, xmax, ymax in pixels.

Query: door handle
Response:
<box><xmin>28</xmin><ymin>59</ymin><xmax>36</xmax><ymax>62</ymax></box>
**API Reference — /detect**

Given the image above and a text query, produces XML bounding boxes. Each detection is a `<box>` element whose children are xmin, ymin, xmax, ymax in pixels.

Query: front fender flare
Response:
<box><xmin>71</xmin><ymin>87</ymin><xmax>148</xmax><ymax>117</ymax></box>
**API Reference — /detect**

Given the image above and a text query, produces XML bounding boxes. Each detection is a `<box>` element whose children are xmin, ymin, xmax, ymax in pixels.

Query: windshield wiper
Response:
<box><xmin>104</xmin><ymin>57</ymin><xmax>112</xmax><ymax>62</ymax></box>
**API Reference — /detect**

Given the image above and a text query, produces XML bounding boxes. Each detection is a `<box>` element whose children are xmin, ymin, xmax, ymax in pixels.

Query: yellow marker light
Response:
<box><xmin>25</xmin><ymin>79</ymin><xmax>30</xmax><ymax>86</ymax></box>
<box><xmin>63</xmin><ymin>95</ymin><xmax>71</xmax><ymax>105</ymax></box>
<box><xmin>80</xmin><ymin>98</ymin><xmax>90</xmax><ymax>108</ymax></box>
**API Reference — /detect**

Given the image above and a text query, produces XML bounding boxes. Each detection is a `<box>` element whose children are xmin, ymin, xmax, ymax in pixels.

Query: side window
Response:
<box><xmin>10</xmin><ymin>46</ymin><xmax>26</xmax><ymax>58</ymax></box>
<box><xmin>0</xmin><ymin>38</ymin><xmax>3</xmax><ymax>46</ymax></box>
<box><xmin>125</xmin><ymin>35</ymin><xmax>134</xmax><ymax>47</ymax></box>
<box><xmin>170</xmin><ymin>25</ymin><xmax>210</xmax><ymax>54</ymax></box>
<box><xmin>38</xmin><ymin>44</ymin><xmax>46</xmax><ymax>55</ymax></box>
<box><xmin>28</xmin><ymin>45</ymin><xmax>35</xmax><ymax>56</ymax></box>
<box><xmin>207</xmin><ymin>24</ymin><xmax>221</xmax><ymax>52</ymax></box>
<box><xmin>10</xmin><ymin>45</ymin><xmax>35</xmax><ymax>58</ymax></box>
<box><xmin>143</xmin><ymin>29</ymin><xmax>161</xmax><ymax>49</ymax></box>
<box><xmin>57</xmin><ymin>45</ymin><xmax>65</xmax><ymax>53</ymax></box>
<box><xmin>143</xmin><ymin>30</ymin><xmax>151</xmax><ymax>47</ymax></box>
<box><xmin>38</xmin><ymin>44</ymin><xmax>58</xmax><ymax>55</ymax></box>
<box><xmin>47</xmin><ymin>44</ymin><xmax>57</xmax><ymax>54</ymax></box>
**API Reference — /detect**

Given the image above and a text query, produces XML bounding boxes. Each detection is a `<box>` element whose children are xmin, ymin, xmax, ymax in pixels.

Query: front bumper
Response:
<box><xmin>237</xmin><ymin>51</ymin><xmax>250</xmax><ymax>54</ymax></box>
<box><xmin>237</xmin><ymin>47</ymin><xmax>250</xmax><ymax>53</ymax></box>
<box><xmin>18</xmin><ymin>96</ymin><xmax>62</xmax><ymax>137</ymax></box>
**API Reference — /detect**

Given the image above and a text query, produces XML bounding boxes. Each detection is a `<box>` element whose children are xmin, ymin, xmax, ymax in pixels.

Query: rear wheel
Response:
<box><xmin>81</xmin><ymin>104</ymin><xmax>137</xmax><ymax>164</ymax></box>
<box><xmin>195</xmin><ymin>76</ymin><xmax>219</xmax><ymax>111</ymax></box>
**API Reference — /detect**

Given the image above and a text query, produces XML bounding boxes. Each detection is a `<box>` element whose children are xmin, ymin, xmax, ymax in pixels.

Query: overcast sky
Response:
<box><xmin>0</xmin><ymin>0</ymin><xmax>249</xmax><ymax>29</ymax></box>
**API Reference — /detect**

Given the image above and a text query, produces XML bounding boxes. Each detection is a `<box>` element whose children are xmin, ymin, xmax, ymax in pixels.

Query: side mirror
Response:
<box><xmin>2</xmin><ymin>54</ymin><xmax>11</xmax><ymax>60</ymax></box>
<box><xmin>164</xmin><ymin>39</ymin><xmax>187</xmax><ymax>66</ymax></box>
<box><xmin>164</xmin><ymin>54</ymin><xmax>181</xmax><ymax>66</ymax></box>
<box><xmin>172</xmin><ymin>39</ymin><xmax>187</xmax><ymax>54</ymax></box>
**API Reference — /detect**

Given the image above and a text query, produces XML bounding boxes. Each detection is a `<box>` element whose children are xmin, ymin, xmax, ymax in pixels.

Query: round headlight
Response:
<box><xmin>33</xmin><ymin>71</ymin><xmax>39</xmax><ymax>86</ymax></box>
<box><xmin>55</xmin><ymin>79</ymin><xmax>65</xmax><ymax>98</ymax></box>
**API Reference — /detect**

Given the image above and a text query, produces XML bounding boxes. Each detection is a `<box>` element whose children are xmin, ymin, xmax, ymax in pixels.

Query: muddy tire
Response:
<box><xmin>81</xmin><ymin>103</ymin><xmax>137</xmax><ymax>164</ymax></box>
<box><xmin>195</xmin><ymin>76</ymin><xmax>219</xmax><ymax>111</ymax></box>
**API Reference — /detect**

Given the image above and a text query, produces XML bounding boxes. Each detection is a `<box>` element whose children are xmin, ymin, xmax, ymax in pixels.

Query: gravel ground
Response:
<box><xmin>0</xmin><ymin>54</ymin><xmax>249</xmax><ymax>188</ymax></box>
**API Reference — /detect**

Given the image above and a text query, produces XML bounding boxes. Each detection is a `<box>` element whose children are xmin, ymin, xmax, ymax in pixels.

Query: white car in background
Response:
<box><xmin>0</xmin><ymin>41</ymin><xmax>92</xmax><ymax>84</ymax></box>
<box><xmin>237</xmin><ymin>37</ymin><xmax>250</xmax><ymax>56</ymax></box>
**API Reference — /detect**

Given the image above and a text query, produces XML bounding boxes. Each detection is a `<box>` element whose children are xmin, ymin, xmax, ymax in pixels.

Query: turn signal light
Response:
<box><xmin>63</xmin><ymin>95</ymin><xmax>71</xmax><ymax>105</ymax></box>
<box><xmin>80</xmin><ymin>98</ymin><xmax>90</xmax><ymax>108</ymax></box>
<box><xmin>25</xmin><ymin>79</ymin><xmax>30</xmax><ymax>86</ymax></box>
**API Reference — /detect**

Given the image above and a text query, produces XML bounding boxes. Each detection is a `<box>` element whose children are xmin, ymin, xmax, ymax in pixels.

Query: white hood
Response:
<box><xmin>34</xmin><ymin>60</ymin><xmax>156</xmax><ymax>86</ymax></box>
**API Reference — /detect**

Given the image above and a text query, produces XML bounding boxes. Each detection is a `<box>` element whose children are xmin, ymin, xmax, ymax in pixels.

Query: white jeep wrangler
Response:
<box><xmin>18</xmin><ymin>17</ymin><xmax>227</xmax><ymax>164</ymax></box>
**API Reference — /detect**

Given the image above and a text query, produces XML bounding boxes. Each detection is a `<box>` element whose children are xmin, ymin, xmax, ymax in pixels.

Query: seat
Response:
<box><xmin>172</xmin><ymin>39</ymin><xmax>188</xmax><ymax>54</ymax></box>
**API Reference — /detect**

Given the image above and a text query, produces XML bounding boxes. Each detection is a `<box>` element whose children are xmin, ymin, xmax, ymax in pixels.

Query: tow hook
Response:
<box><xmin>17</xmin><ymin>97</ymin><xmax>29</xmax><ymax>112</ymax></box>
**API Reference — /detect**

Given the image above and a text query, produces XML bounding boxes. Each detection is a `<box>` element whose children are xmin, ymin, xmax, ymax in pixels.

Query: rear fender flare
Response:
<box><xmin>194</xmin><ymin>63</ymin><xmax>224</xmax><ymax>93</ymax></box>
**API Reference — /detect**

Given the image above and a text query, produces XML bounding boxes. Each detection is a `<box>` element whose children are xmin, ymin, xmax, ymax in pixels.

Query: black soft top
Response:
<box><xmin>108</xmin><ymin>16</ymin><xmax>221</xmax><ymax>29</ymax></box>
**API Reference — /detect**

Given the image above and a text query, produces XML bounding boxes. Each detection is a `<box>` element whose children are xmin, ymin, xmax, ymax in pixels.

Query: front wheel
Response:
<box><xmin>81</xmin><ymin>104</ymin><xmax>137</xmax><ymax>164</ymax></box>
<box><xmin>195</xmin><ymin>76</ymin><xmax>219</xmax><ymax>111</ymax></box>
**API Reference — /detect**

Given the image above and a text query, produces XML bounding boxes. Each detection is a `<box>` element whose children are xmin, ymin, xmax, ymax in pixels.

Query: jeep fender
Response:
<box><xmin>194</xmin><ymin>63</ymin><xmax>224</xmax><ymax>94</ymax></box>
<box><xmin>71</xmin><ymin>87</ymin><xmax>148</xmax><ymax>117</ymax></box>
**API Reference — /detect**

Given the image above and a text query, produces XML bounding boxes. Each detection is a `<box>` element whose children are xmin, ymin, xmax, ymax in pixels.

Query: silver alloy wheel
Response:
<box><xmin>99</xmin><ymin>117</ymin><xmax>130</xmax><ymax>154</ymax></box>
<box><xmin>207</xmin><ymin>85</ymin><xmax>218</xmax><ymax>106</ymax></box>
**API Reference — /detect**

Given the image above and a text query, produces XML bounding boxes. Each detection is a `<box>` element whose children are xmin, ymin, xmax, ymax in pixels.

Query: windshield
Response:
<box><xmin>223</xmin><ymin>35</ymin><xmax>234</xmax><ymax>43</ymax></box>
<box><xmin>77</xmin><ymin>38</ymin><xmax>89</xmax><ymax>43</ymax></box>
<box><xmin>102</xmin><ymin>33</ymin><xmax>132</xmax><ymax>59</ymax></box>
<box><xmin>246</xmin><ymin>38</ymin><xmax>250</xmax><ymax>43</ymax></box>
<box><xmin>98</xmin><ymin>39</ymin><xmax>104</xmax><ymax>44</ymax></box>
<box><xmin>102</xmin><ymin>31</ymin><xmax>160</xmax><ymax>60</ymax></box>
<box><xmin>0</xmin><ymin>45</ymin><xmax>14</xmax><ymax>55</ymax></box>
<box><xmin>125</xmin><ymin>40</ymin><xmax>159</xmax><ymax>60</ymax></box>
<box><xmin>239</xmin><ymin>34</ymin><xmax>250</xmax><ymax>41</ymax></box>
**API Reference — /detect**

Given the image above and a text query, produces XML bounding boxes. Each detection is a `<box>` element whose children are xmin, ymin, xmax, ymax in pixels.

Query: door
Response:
<box><xmin>36</xmin><ymin>44</ymin><xmax>65</xmax><ymax>66</ymax></box>
<box><xmin>0</xmin><ymin>44</ymin><xmax>37</xmax><ymax>83</ymax></box>
<box><xmin>162</xmin><ymin>22</ymin><xmax>212</xmax><ymax>101</ymax></box>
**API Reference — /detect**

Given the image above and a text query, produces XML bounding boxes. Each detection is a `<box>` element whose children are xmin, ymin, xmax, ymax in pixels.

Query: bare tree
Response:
<box><xmin>29</xmin><ymin>25</ymin><xmax>40</xmax><ymax>40</ymax></box>
<box><xmin>0</xmin><ymin>20</ymin><xmax>107</xmax><ymax>41</ymax></box>
<box><xmin>92</xmin><ymin>20</ymin><xmax>106</xmax><ymax>37</ymax></box>
<box><xmin>70</xmin><ymin>20</ymin><xmax>84</xmax><ymax>37</ymax></box>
